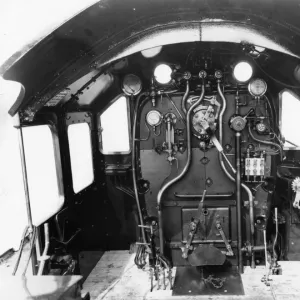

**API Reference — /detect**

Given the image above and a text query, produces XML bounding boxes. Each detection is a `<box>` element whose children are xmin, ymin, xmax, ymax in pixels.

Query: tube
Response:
<box><xmin>157</xmin><ymin>81</ymin><xmax>205</xmax><ymax>254</ymax></box>
<box><xmin>181</xmin><ymin>80</ymin><xmax>190</xmax><ymax>114</ymax></box>
<box><xmin>22</xmin><ymin>226</ymin><xmax>37</xmax><ymax>276</ymax></box>
<box><xmin>132</xmin><ymin>92</ymin><xmax>150</xmax><ymax>244</ymax></box>
<box><xmin>174</xmin><ymin>193</ymin><xmax>233</xmax><ymax>198</ymax></box>
<box><xmin>37</xmin><ymin>223</ymin><xmax>50</xmax><ymax>275</ymax></box>
<box><xmin>235</xmin><ymin>132</ymin><xmax>243</xmax><ymax>273</ymax></box>
<box><xmin>217</xmin><ymin>81</ymin><xmax>255</xmax><ymax>269</ymax></box>
<box><xmin>12</xmin><ymin>226</ymin><xmax>29</xmax><ymax>275</ymax></box>
<box><xmin>248</xmin><ymin>124</ymin><xmax>283</xmax><ymax>160</ymax></box>
<box><xmin>14</xmin><ymin>113</ymin><xmax>37</xmax><ymax>274</ymax></box>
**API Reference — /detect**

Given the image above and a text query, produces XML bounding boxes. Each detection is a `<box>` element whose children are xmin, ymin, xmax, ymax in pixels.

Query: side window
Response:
<box><xmin>280</xmin><ymin>91</ymin><xmax>300</xmax><ymax>148</ymax></box>
<box><xmin>68</xmin><ymin>123</ymin><xmax>94</xmax><ymax>193</ymax></box>
<box><xmin>99</xmin><ymin>95</ymin><xmax>131</xmax><ymax>154</ymax></box>
<box><xmin>23</xmin><ymin>125</ymin><xmax>64</xmax><ymax>226</ymax></box>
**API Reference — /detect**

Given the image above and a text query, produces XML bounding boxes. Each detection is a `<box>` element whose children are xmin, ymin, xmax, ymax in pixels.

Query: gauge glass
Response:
<box><xmin>248</xmin><ymin>78</ymin><xmax>267</xmax><ymax>97</ymax></box>
<box><xmin>122</xmin><ymin>74</ymin><xmax>142</xmax><ymax>96</ymax></box>
<box><xmin>146</xmin><ymin>110</ymin><xmax>162</xmax><ymax>127</ymax></box>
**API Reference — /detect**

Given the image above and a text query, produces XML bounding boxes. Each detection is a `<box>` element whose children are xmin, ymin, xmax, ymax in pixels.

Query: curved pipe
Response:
<box><xmin>157</xmin><ymin>81</ymin><xmax>205</xmax><ymax>254</ymax></box>
<box><xmin>181</xmin><ymin>80</ymin><xmax>190</xmax><ymax>114</ymax></box>
<box><xmin>248</xmin><ymin>123</ymin><xmax>283</xmax><ymax>160</ymax></box>
<box><xmin>217</xmin><ymin>82</ymin><xmax>255</xmax><ymax>268</ymax></box>
<box><xmin>132</xmin><ymin>92</ymin><xmax>150</xmax><ymax>244</ymax></box>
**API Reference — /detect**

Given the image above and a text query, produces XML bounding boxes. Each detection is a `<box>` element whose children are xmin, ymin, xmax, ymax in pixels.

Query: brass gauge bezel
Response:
<box><xmin>146</xmin><ymin>110</ymin><xmax>163</xmax><ymax>127</ymax></box>
<box><xmin>248</xmin><ymin>78</ymin><xmax>267</xmax><ymax>97</ymax></box>
<box><xmin>122</xmin><ymin>74</ymin><xmax>142</xmax><ymax>96</ymax></box>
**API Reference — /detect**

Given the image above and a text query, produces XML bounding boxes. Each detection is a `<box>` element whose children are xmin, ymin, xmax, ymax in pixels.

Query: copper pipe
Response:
<box><xmin>181</xmin><ymin>80</ymin><xmax>190</xmax><ymax>114</ymax></box>
<box><xmin>174</xmin><ymin>193</ymin><xmax>233</xmax><ymax>198</ymax></box>
<box><xmin>157</xmin><ymin>81</ymin><xmax>205</xmax><ymax>254</ymax></box>
<box><xmin>132</xmin><ymin>92</ymin><xmax>149</xmax><ymax>245</ymax></box>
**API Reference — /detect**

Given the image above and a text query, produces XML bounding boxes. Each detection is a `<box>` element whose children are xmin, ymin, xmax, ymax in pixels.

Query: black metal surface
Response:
<box><xmin>188</xmin><ymin>244</ymin><xmax>226</xmax><ymax>266</ymax></box>
<box><xmin>173</xmin><ymin>266</ymin><xmax>244</xmax><ymax>296</ymax></box>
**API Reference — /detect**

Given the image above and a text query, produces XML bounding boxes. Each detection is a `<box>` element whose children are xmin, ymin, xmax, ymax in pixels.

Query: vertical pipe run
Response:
<box><xmin>14</xmin><ymin>113</ymin><xmax>33</xmax><ymax>230</ymax></box>
<box><xmin>132</xmin><ymin>93</ymin><xmax>149</xmax><ymax>244</ymax></box>
<box><xmin>217</xmin><ymin>82</ymin><xmax>255</xmax><ymax>269</ymax></box>
<box><xmin>14</xmin><ymin>113</ymin><xmax>37</xmax><ymax>275</ymax></box>
<box><xmin>235</xmin><ymin>132</ymin><xmax>243</xmax><ymax>273</ymax></box>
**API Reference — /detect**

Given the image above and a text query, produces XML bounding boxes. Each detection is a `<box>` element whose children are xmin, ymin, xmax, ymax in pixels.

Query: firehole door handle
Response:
<box><xmin>216</xmin><ymin>221</ymin><xmax>234</xmax><ymax>256</ymax></box>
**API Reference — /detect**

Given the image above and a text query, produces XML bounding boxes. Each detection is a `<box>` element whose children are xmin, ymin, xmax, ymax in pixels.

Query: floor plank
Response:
<box><xmin>82</xmin><ymin>251</ymin><xmax>300</xmax><ymax>300</ymax></box>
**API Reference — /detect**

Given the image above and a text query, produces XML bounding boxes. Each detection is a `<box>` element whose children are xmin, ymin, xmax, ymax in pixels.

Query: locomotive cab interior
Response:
<box><xmin>3</xmin><ymin>2</ymin><xmax>300</xmax><ymax>298</ymax></box>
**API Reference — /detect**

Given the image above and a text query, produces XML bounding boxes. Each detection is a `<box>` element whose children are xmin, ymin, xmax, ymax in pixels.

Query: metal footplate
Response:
<box><xmin>216</xmin><ymin>220</ymin><xmax>234</xmax><ymax>256</ymax></box>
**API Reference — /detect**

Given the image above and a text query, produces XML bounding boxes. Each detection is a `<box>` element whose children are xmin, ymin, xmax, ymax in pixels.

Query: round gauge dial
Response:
<box><xmin>248</xmin><ymin>78</ymin><xmax>267</xmax><ymax>97</ymax></box>
<box><xmin>122</xmin><ymin>74</ymin><xmax>142</xmax><ymax>96</ymax></box>
<box><xmin>146</xmin><ymin>110</ymin><xmax>162</xmax><ymax>127</ymax></box>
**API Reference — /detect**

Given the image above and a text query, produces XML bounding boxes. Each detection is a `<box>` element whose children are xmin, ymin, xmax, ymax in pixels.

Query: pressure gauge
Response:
<box><xmin>122</xmin><ymin>74</ymin><xmax>142</xmax><ymax>96</ymax></box>
<box><xmin>248</xmin><ymin>78</ymin><xmax>267</xmax><ymax>97</ymax></box>
<box><xmin>146</xmin><ymin>110</ymin><xmax>162</xmax><ymax>127</ymax></box>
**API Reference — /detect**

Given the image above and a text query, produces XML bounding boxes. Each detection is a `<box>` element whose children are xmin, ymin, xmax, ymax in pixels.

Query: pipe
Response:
<box><xmin>14</xmin><ymin>113</ymin><xmax>33</xmax><ymax>230</ymax></box>
<box><xmin>14</xmin><ymin>113</ymin><xmax>37</xmax><ymax>274</ymax></box>
<box><xmin>12</xmin><ymin>226</ymin><xmax>29</xmax><ymax>275</ymax></box>
<box><xmin>248</xmin><ymin>124</ymin><xmax>283</xmax><ymax>160</ymax></box>
<box><xmin>273</xmin><ymin>207</ymin><xmax>278</xmax><ymax>262</ymax></box>
<box><xmin>174</xmin><ymin>193</ymin><xmax>233</xmax><ymax>198</ymax></box>
<box><xmin>37</xmin><ymin>223</ymin><xmax>50</xmax><ymax>275</ymax></box>
<box><xmin>132</xmin><ymin>92</ymin><xmax>150</xmax><ymax>244</ymax></box>
<box><xmin>157</xmin><ymin>81</ymin><xmax>205</xmax><ymax>254</ymax></box>
<box><xmin>181</xmin><ymin>80</ymin><xmax>190</xmax><ymax>114</ymax></box>
<box><xmin>22</xmin><ymin>226</ymin><xmax>37</xmax><ymax>276</ymax></box>
<box><xmin>217</xmin><ymin>81</ymin><xmax>255</xmax><ymax>269</ymax></box>
<box><xmin>235</xmin><ymin>132</ymin><xmax>243</xmax><ymax>273</ymax></box>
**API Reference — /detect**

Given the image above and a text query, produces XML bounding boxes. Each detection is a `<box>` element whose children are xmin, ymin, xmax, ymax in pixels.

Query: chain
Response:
<box><xmin>204</xmin><ymin>275</ymin><xmax>226</xmax><ymax>289</ymax></box>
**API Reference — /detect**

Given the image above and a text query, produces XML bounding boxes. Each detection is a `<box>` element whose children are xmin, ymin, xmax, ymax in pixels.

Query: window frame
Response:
<box><xmin>279</xmin><ymin>89</ymin><xmax>300</xmax><ymax>150</ymax></box>
<box><xmin>22</xmin><ymin>123</ymin><xmax>65</xmax><ymax>220</ymax></box>
<box><xmin>67</xmin><ymin>122</ymin><xmax>95</xmax><ymax>194</ymax></box>
<box><xmin>98</xmin><ymin>94</ymin><xmax>132</xmax><ymax>155</ymax></box>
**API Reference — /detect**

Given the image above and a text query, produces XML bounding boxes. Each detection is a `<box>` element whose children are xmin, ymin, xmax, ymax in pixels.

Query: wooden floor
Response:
<box><xmin>82</xmin><ymin>251</ymin><xmax>300</xmax><ymax>300</ymax></box>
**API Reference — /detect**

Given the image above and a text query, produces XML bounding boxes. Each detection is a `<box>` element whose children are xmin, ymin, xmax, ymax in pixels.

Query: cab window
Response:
<box><xmin>99</xmin><ymin>95</ymin><xmax>131</xmax><ymax>154</ymax></box>
<box><xmin>280</xmin><ymin>90</ymin><xmax>300</xmax><ymax>148</ymax></box>
<box><xmin>23</xmin><ymin>125</ymin><xmax>64</xmax><ymax>226</ymax></box>
<box><xmin>68</xmin><ymin>122</ymin><xmax>94</xmax><ymax>193</ymax></box>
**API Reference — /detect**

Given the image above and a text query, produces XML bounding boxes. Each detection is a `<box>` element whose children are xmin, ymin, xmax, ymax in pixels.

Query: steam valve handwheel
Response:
<box><xmin>230</xmin><ymin>115</ymin><xmax>247</xmax><ymax>131</ymax></box>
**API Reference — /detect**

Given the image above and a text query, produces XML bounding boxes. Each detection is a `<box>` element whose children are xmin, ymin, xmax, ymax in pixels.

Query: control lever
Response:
<box><xmin>181</xmin><ymin>190</ymin><xmax>207</xmax><ymax>259</ymax></box>
<box><xmin>211</xmin><ymin>135</ymin><xmax>236</xmax><ymax>173</ymax></box>
<box><xmin>216</xmin><ymin>220</ymin><xmax>234</xmax><ymax>256</ymax></box>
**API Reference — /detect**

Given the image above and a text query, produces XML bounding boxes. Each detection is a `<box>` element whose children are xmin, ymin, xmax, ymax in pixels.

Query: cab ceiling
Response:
<box><xmin>2</xmin><ymin>0</ymin><xmax>300</xmax><ymax>117</ymax></box>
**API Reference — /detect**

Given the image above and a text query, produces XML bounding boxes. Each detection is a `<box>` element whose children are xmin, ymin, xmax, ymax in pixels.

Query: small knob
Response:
<box><xmin>199</xmin><ymin>70</ymin><xmax>207</xmax><ymax>79</ymax></box>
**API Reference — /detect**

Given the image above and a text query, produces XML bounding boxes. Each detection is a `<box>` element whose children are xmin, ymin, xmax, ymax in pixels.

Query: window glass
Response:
<box><xmin>23</xmin><ymin>125</ymin><xmax>64</xmax><ymax>226</ymax></box>
<box><xmin>281</xmin><ymin>91</ymin><xmax>300</xmax><ymax>148</ymax></box>
<box><xmin>68</xmin><ymin>123</ymin><xmax>94</xmax><ymax>193</ymax></box>
<box><xmin>99</xmin><ymin>95</ymin><xmax>131</xmax><ymax>154</ymax></box>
